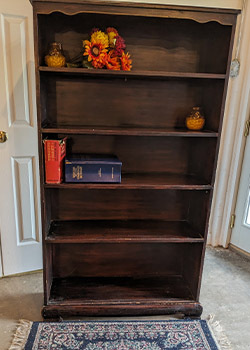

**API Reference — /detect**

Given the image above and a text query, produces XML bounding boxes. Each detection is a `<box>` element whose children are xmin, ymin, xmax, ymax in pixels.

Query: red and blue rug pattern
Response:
<box><xmin>24</xmin><ymin>320</ymin><xmax>219</xmax><ymax>349</ymax></box>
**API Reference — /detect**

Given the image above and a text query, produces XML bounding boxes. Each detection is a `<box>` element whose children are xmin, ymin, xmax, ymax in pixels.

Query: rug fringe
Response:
<box><xmin>9</xmin><ymin>319</ymin><xmax>33</xmax><ymax>350</ymax></box>
<box><xmin>207</xmin><ymin>314</ymin><xmax>232</xmax><ymax>350</ymax></box>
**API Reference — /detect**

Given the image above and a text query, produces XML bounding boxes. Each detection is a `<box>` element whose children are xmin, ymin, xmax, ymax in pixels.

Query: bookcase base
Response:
<box><xmin>42</xmin><ymin>301</ymin><xmax>203</xmax><ymax>319</ymax></box>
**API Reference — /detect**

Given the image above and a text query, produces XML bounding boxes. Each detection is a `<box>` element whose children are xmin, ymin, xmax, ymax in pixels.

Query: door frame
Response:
<box><xmin>0</xmin><ymin>241</ymin><xmax>3</xmax><ymax>277</ymax></box>
<box><xmin>208</xmin><ymin>0</ymin><xmax>250</xmax><ymax>247</ymax></box>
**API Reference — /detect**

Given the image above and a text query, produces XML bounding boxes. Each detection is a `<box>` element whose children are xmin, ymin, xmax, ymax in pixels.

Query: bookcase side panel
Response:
<box><xmin>183</xmin><ymin>244</ymin><xmax>203</xmax><ymax>300</ymax></box>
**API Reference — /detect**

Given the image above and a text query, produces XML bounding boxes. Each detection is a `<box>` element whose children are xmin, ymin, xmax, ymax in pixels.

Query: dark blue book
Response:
<box><xmin>65</xmin><ymin>155</ymin><xmax>122</xmax><ymax>183</ymax></box>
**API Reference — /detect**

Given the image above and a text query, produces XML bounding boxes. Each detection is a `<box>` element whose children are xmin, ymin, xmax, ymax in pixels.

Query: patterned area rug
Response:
<box><xmin>9</xmin><ymin>319</ymin><xmax>230</xmax><ymax>350</ymax></box>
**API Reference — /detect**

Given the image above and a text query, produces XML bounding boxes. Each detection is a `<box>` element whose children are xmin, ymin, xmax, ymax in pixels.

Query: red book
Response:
<box><xmin>43</xmin><ymin>137</ymin><xmax>67</xmax><ymax>184</ymax></box>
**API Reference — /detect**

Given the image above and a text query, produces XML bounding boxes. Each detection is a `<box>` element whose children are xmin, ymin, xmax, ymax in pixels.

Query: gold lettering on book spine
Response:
<box><xmin>98</xmin><ymin>168</ymin><xmax>102</xmax><ymax>178</ymax></box>
<box><xmin>73</xmin><ymin>166</ymin><xmax>83</xmax><ymax>180</ymax></box>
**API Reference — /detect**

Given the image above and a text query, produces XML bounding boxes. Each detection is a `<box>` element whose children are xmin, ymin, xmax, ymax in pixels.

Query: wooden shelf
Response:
<box><xmin>41</xmin><ymin>125</ymin><xmax>219</xmax><ymax>137</ymax></box>
<box><xmin>49</xmin><ymin>276</ymin><xmax>194</xmax><ymax>305</ymax></box>
<box><xmin>39</xmin><ymin>66</ymin><xmax>226</xmax><ymax>80</ymax></box>
<box><xmin>44</xmin><ymin>173</ymin><xmax>212</xmax><ymax>190</ymax></box>
<box><xmin>46</xmin><ymin>220</ymin><xmax>204</xmax><ymax>244</ymax></box>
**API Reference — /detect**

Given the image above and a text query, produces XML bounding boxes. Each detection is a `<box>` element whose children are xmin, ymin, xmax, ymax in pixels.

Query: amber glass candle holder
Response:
<box><xmin>186</xmin><ymin>107</ymin><xmax>205</xmax><ymax>131</ymax></box>
<box><xmin>45</xmin><ymin>42</ymin><xmax>66</xmax><ymax>68</ymax></box>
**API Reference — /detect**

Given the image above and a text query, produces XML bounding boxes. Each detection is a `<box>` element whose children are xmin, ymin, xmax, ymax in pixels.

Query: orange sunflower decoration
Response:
<box><xmin>83</xmin><ymin>28</ymin><xmax>132</xmax><ymax>71</ymax></box>
<box><xmin>105</xmin><ymin>51</ymin><xmax>121</xmax><ymax>70</ymax></box>
<box><xmin>83</xmin><ymin>30</ymin><xmax>109</xmax><ymax>69</ymax></box>
<box><xmin>83</xmin><ymin>41</ymin><xmax>108</xmax><ymax>69</ymax></box>
<box><xmin>120</xmin><ymin>51</ymin><xmax>132</xmax><ymax>71</ymax></box>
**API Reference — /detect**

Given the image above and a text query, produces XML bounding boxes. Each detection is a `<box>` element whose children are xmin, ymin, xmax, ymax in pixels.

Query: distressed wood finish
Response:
<box><xmin>31</xmin><ymin>0</ymin><xmax>239</xmax><ymax>318</ymax></box>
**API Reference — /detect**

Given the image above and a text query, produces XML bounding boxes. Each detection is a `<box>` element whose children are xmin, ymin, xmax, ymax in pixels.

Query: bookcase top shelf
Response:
<box><xmin>39</xmin><ymin>67</ymin><xmax>226</xmax><ymax>80</ymax></box>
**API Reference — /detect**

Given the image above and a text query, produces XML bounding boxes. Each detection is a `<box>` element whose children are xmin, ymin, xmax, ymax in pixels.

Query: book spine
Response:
<box><xmin>65</xmin><ymin>163</ymin><xmax>121</xmax><ymax>183</ymax></box>
<box><xmin>44</xmin><ymin>140</ymin><xmax>66</xmax><ymax>183</ymax></box>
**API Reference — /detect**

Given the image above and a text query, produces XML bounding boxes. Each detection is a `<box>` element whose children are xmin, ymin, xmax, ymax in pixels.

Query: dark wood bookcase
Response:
<box><xmin>31</xmin><ymin>0</ymin><xmax>239</xmax><ymax>318</ymax></box>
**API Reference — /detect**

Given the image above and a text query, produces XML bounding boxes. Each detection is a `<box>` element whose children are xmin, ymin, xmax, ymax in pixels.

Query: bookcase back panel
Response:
<box><xmin>51</xmin><ymin>243</ymin><xmax>202</xmax><ymax>278</ymax></box>
<box><xmin>48</xmin><ymin>189</ymin><xmax>209</xmax><ymax>224</ymax></box>
<box><xmin>41</xmin><ymin>75</ymin><xmax>224</xmax><ymax>131</ymax></box>
<box><xmin>55</xmin><ymin>134</ymin><xmax>216</xmax><ymax>182</ymax></box>
<box><xmin>38</xmin><ymin>12</ymin><xmax>231</xmax><ymax>73</ymax></box>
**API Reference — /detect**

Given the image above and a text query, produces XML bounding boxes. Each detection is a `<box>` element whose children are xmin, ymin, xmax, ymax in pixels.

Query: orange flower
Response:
<box><xmin>105</xmin><ymin>51</ymin><xmax>120</xmax><ymax>70</ymax></box>
<box><xmin>83</xmin><ymin>40</ymin><xmax>108</xmax><ymax>69</ymax></box>
<box><xmin>120</xmin><ymin>51</ymin><xmax>132</xmax><ymax>71</ymax></box>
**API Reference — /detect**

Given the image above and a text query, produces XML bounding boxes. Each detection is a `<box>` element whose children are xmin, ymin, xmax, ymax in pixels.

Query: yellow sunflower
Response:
<box><xmin>90</xmin><ymin>30</ymin><xmax>109</xmax><ymax>48</ymax></box>
<box><xmin>83</xmin><ymin>40</ymin><xmax>108</xmax><ymax>69</ymax></box>
<box><xmin>106</xmin><ymin>27</ymin><xmax>119</xmax><ymax>47</ymax></box>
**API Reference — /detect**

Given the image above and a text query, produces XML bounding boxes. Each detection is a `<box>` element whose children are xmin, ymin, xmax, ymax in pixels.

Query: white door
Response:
<box><xmin>231</xmin><ymin>119</ymin><xmax>250</xmax><ymax>254</ymax></box>
<box><xmin>0</xmin><ymin>0</ymin><xmax>42</xmax><ymax>275</ymax></box>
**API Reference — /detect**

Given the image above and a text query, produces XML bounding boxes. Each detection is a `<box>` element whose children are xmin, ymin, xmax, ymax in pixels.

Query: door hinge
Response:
<box><xmin>230</xmin><ymin>214</ymin><xmax>236</xmax><ymax>229</ymax></box>
<box><xmin>244</xmin><ymin>120</ymin><xmax>250</xmax><ymax>137</ymax></box>
<box><xmin>230</xmin><ymin>59</ymin><xmax>240</xmax><ymax>77</ymax></box>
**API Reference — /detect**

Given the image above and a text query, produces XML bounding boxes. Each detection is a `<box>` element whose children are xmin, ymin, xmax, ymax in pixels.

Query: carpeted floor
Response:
<box><xmin>1</xmin><ymin>247</ymin><xmax>250</xmax><ymax>349</ymax></box>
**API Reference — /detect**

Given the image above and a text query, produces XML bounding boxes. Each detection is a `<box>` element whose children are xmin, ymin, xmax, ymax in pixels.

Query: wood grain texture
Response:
<box><xmin>44</xmin><ymin>173</ymin><xmax>213</xmax><ymax>189</ymax></box>
<box><xmin>41</xmin><ymin>75</ymin><xmax>225</xmax><ymax>131</ymax></box>
<box><xmin>42</xmin><ymin>126</ymin><xmax>219</xmax><ymax>137</ymax></box>
<box><xmin>51</xmin><ymin>243</ymin><xmax>185</xmax><ymax>277</ymax></box>
<box><xmin>47</xmin><ymin>189</ymin><xmax>209</xmax><ymax>221</ymax></box>
<box><xmin>49</xmin><ymin>276</ymin><xmax>194</xmax><ymax>304</ymax></box>
<box><xmin>46</xmin><ymin>220</ymin><xmax>204</xmax><ymax>243</ymax></box>
<box><xmin>39</xmin><ymin>66</ymin><xmax>226</xmax><ymax>79</ymax></box>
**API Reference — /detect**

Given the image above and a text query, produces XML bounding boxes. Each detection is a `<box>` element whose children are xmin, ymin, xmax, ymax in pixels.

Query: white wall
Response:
<box><xmin>111</xmin><ymin>0</ymin><xmax>242</xmax><ymax>9</ymax></box>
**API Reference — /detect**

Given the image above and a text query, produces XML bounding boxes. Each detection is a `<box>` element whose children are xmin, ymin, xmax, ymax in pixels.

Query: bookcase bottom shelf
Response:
<box><xmin>43</xmin><ymin>276</ymin><xmax>202</xmax><ymax>318</ymax></box>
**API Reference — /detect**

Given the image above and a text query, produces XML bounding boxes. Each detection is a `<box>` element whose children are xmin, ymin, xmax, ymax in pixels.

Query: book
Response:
<box><xmin>65</xmin><ymin>155</ymin><xmax>122</xmax><ymax>183</ymax></box>
<box><xmin>43</xmin><ymin>137</ymin><xmax>67</xmax><ymax>184</ymax></box>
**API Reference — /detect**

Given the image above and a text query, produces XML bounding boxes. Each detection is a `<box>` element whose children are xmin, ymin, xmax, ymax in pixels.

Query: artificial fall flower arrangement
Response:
<box><xmin>83</xmin><ymin>27</ymin><xmax>132</xmax><ymax>71</ymax></box>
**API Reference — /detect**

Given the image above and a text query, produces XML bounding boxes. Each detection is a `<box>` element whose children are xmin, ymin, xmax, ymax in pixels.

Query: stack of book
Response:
<box><xmin>43</xmin><ymin>138</ymin><xmax>122</xmax><ymax>184</ymax></box>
